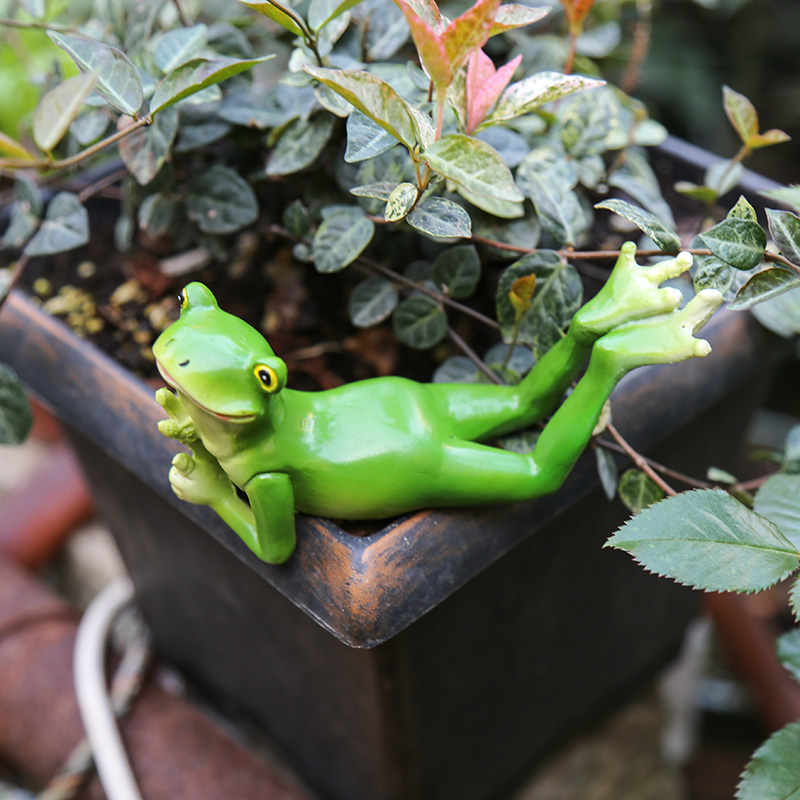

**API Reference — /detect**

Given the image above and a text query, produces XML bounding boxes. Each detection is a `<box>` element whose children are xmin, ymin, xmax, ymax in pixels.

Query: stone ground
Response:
<box><xmin>0</xmin><ymin>432</ymin><xmax>771</xmax><ymax>800</ymax></box>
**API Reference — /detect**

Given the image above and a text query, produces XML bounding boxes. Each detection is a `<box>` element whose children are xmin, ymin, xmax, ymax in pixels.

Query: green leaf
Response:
<box><xmin>515</xmin><ymin>143</ymin><xmax>578</xmax><ymax>194</ymax></box>
<box><xmin>0</xmin><ymin>364</ymin><xmax>32</xmax><ymax>445</ymax></box>
<box><xmin>607</xmin><ymin>148</ymin><xmax>676</xmax><ymax>228</ymax></box>
<box><xmin>706</xmin><ymin>160</ymin><xmax>744</xmax><ymax>198</ymax></box>
<box><xmin>525</xmin><ymin>176</ymin><xmax>588</xmax><ymax>246</ymax></box>
<box><xmin>138</xmin><ymin>193</ymin><xmax>178</xmax><ymax>238</ymax></box>
<box><xmin>472</xmin><ymin>211</ymin><xmax>540</xmax><ymax>259</ymax></box>
<box><xmin>423</xmin><ymin>134</ymin><xmax>523</xmax><ymax>217</ymax></box>
<box><xmin>693</xmin><ymin>255</ymin><xmax>734</xmax><ymax>296</ymax></box>
<box><xmin>767</xmin><ymin>209</ymin><xmax>800</xmax><ymax>266</ymax></box>
<box><xmin>48</xmin><ymin>32</ymin><xmax>143</xmax><ymax>117</ymax></box>
<box><xmin>754</xmin><ymin>474</ymin><xmax>800</xmax><ymax>552</ymax></box>
<box><xmin>385</xmin><ymin>182</ymin><xmax>417</xmax><ymax>222</ymax></box>
<box><xmin>595</xmin><ymin>199</ymin><xmax>681</xmax><ymax>253</ymax></box>
<box><xmin>305</xmin><ymin>66</ymin><xmax>434</xmax><ymax>150</ymax></box>
<box><xmin>488</xmin><ymin>3</ymin><xmax>549</xmax><ymax>35</ymax></box>
<box><xmin>498</xmin><ymin>430</ymin><xmax>539</xmax><ymax>453</ymax></box>
<box><xmin>1</xmin><ymin>174</ymin><xmax>42</xmax><ymax>251</ymax></box>
<box><xmin>736</xmin><ymin>720</ymin><xmax>800</xmax><ymax>800</ymax></box>
<box><xmin>784</xmin><ymin>425</ymin><xmax>800</xmax><ymax>475</ymax></box>
<box><xmin>24</xmin><ymin>193</ymin><xmax>89</xmax><ymax>257</ymax></box>
<box><xmin>792</xmin><ymin>578</ymin><xmax>800</xmax><ymax>623</ymax></box>
<box><xmin>751</xmin><ymin>283</ymin><xmax>800</xmax><ymax>337</ymax></box>
<box><xmin>118</xmin><ymin>106</ymin><xmax>178</xmax><ymax>185</ymax></box>
<box><xmin>723</xmin><ymin>85</ymin><xmax>758</xmax><ymax>146</ymax></box>
<box><xmin>407</xmin><ymin>196</ymin><xmax>472</xmax><ymax>239</ymax></box>
<box><xmin>151</xmin><ymin>55</ymin><xmax>273</xmax><ymax>114</ymax></box>
<box><xmin>240</xmin><ymin>0</ymin><xmax>305</xmax><ymax>36</ymax></box>
<box><xmin>728</xmin><ymin>195</ymin><xmax>757</xmax><ymax>222</ymax></box>
<box><xmin>433</xmin><ymin>356</ymin><xmax>478</xmax><ymax>383</ymax></box>
<box><xmin>761</xmin><ymin>185</ymin><xmax>800</xmax><ymax>215</ymax></box>
<box><xmin>606</xmin><ymin>489</ymin><xmax>800</xmax><ymax>593</ymax></box>
<box><xmin>70</xmin><ymin>107</ymin><xmax>110</xmax><ymax>145</ymax></box>
<box><xmin>33</xmin><ymin>72</ymin><xmax>98</xmax><ymax>153</ymax></box>
<box><xmin>777</xmin><ymin>628</ymin><xmax>800</xmax><ymax>682</ymax></box>
<box><xmin>185</xmin><ymin>166</ymin><xmax>259</xmax><ymax>234</ymax></box>
<box><xmin>675</xmin><ymin>182</ymin><xmax>719</xmax><ymax>206</ymax></box>
<box><xmin>559</xmin><ymin>88</ymin><xmax>620</xmax><ymax>158</ymax></box>
<box><xmin>153</xmin><ymin>24</ymin><xmax>208</xmax><ymax>73</ymax></box>
<box><xmin>365</xmin><ymin>0</ymin><xmax>409</xmax><ymax>60</ymax></box>
<box><xmin>395</xmin><ymin>0</ymin><xmax>452</xmax><ymax>89</ymax></box>
<box><xmin>729</xmin><ymin>268</ymin><xmax>800</xmax><ymax>311</ymax></box>
<box><xmin>487</xmin><ymin>71</ymin><xmax>604</xmax><ymax>127</ymax></box>
<box><xmin>348</xmin><ymin>276</ymin><xmax>399</xmax><ymax>327</ymax></box>
<box><xmin>431</xmin><ymin>244</ymin><xmax>481</xmax><ymax>298</ymax></box>
<box><xmin>699</xmin><ymin>218</ymin><xmax>767</xmax><ymax>270</ymax></box>
<box><xmin>617</xmin><ymin>468</ymin><xmax>664</xmax><ymax>514</ymax></box>
<box><xmin>749</xmin><ymin>129</ymin><xmax>791</xmax><ymax>150</ymax></box>
<box><xmin>595</xmin><ymin>448</ymin><xmax>619</xmax><ymax>502</ymax></box>
<box><xmin>309</xmin><ymin>0</ymin><xmax>364</xmax><ymax>29</ymax></box>
<box><xmin>312</xmin><ymin>207</ymin><xmax>374</xmax><ymax>272</ymax></box>
<box><xmin>345</xmin><ymin>110</ymin><xmax>398</xmax><ymax>162</ymax></box>
<box><xmin>496</xmin><ymin>252</ymin><xmax>582</xmax><ymax>356</ymax></box>
<box><xmin>483</xmin><ymin>344</ymin><xmax>534</xmax><ymax>383</ymax></box>
<box><xmin>351</xmin><ymin>183</ymin><xmax>398</xmax><ymax>201</ymax></box>
<box><xmin>392</xmin><ymin>295</ymin><xmax>447</xmax><ymax>349</ymax></box>
<box><xmin>266</xmin><ymin>114</ymin><xmax>335</xmax><ymax>176</ymax></box>
<box><xmin>283</xmin><ymin>199</ymin><xmax>311</xmax><ymax>237</ymax></box>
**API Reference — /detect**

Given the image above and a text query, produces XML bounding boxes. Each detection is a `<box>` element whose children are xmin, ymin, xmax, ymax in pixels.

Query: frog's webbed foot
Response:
<box><xmin>169</xmin><ymin>450</ymin><xmax>237</xmax><ymax>507</ymax></box>
<box><xmin>594</xmin><ymin>288</ymin><xmax>723</xmax><ymax>372</ymax></box>
<box><xmin>573</xmin><ymin>241</ymin><xmax>693</xmax><ymax>341</ymax></box>
<box><xmin>156</xmin><ymin>387</ymin><xmax>199</xmax><ymax>445</ymax></box>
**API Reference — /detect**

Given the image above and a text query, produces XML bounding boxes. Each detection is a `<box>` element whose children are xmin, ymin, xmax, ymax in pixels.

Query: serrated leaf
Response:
<box><xmin>151</xmin><ymin>55</ymin><xmax>273</xmax><ymax>114</ymax></box>
<box><xmin>496</xmin><ymin>252</ymin><xmax>582</xmax><ymax>356</ymax></box>
<box><xmin>777</xmin><ymin>628</ymin><xmax>800</xmax><ymax>682</ymax></box>
<box><xmin>0</xmin><ymin>364</ymin><xmax>32</xmax><ymax>445</ymax></box>
<box><xmin>348</xmin><ymin>276</ymin><xmax>399</xmax><ymax>327</ymax></box>
<box><xmin>488</xmin><ymin>71</ymin><xmax>604</xmax><ymax>127</ymax></box>
<box><xmin>729</xmin><ymin>195</ymin><xmax>757</xmax><ymax>222</ymax></box>
<box><xmin>488</xmin><ymin>3</ymin><xmax>549</xmax><ymax>35</ymax></box>
<box><xmin>345</xmin><ymin>110</ymin><xmax>398</xmax><ymax>162</ymax></box>
<box><xmin>606</xmin><ymin>489</ymin><xmax>799</xmax><ymax>593</ymax></box>
<box><xmin>241</xmin><ymin>0</ymin><xmax>305</xmax><ymax>36</ymax></box>
<box><xmin>309</xmin><ymin>0</ymin><xmax>365</xmax><ymax>29</ymax></box>
<box><xmin>118</xmin><ymin>106</ymin><xmax>178</xmax><ymax>185</ymax></box>
<box><xmin>385</xmin><ymin>182</ymin><xmax>418</xmax><ymax>222</ymax></box>
<box><xmin>754</xmin><ymin>473</ymin><xmax>800</xmax><ymax>553</ymax></box>
<box><xmin>433</xmin><ymin>356</ymin><xmax>478</xmax><ymax>383</ymax></box>
<box><xmin>392</xmin><ymin>294</ymin><xmax>447</xmax><ymax>348</ymax></box>
<box><xmin>431</xmin><ymin>244</ymin><xmax>480</xmax><ymax>298</ymax></box>
<box><xmin>700</xmin><ymin>218</ymin><xmax>767</xmax><ymax>270</ymax></box>
<box><xmin>792</xmin><ymin>578</ymin><xmax>800</xmax><ymax>623</ymax></box>
<box><xmin>595</xmin><ymin>448</ymin><xmax>618</xmax><ymax>501</ymax></box>
<box><xmin>24</xmin><ymin>193</ymin><xmax>89</xmax><ymax>257</ymax></box>
<box><xmin>723</xmin><ymin>85</ymin><xmax>758</xmax><ymax>146</ymax></box>
<box><xmin>526</xmin><ymin>175</ymin><xmax>588</xmax><ymax>246</ymax></box>
<box><xmin>305</xmin><ymin>66</ymin><xmax>434</xmax><ymax>150</ymax></box>
<box><xmin>33</xmin><ymin>72</ymin><xmax>98</xmax><ymax>153</ymax></box>
<box><xmin>48</xmin><ymin>32</ymin><xmax>143</xmax><ymax>117</ymax></box>
<box><xmin>407</xmin><ymin>196</ymin><xmax>472</xmax><ymax>238</ymax></box>
<box><xmin>267</xmin><ymin>113</ymin><xmax>335</xmax><ymax>176</ymax></box>
<box><xmin>729</xmin><ymin>268</ymin><xmax>800</xmax><ymax>311</ymax></box>
<box><xmin>617</xmin><ymin>468</ymin><xmax>663</xmax><ymax>514</ymax></box>
<box><xmin>595</xmin><ymin>199</ymin><xmax>681</xmax><ymax>253</ymax></box>
<box><xmin>423</xmin><ymin>134</ymin><xmax>523</xmax><ymax>218</ymax></box>
<box><xmin>736</xmin><ymin>719</ymin><xmax>800</xmax><ymax>800</ymax></box>
<box><xmin>767</xmin><ymin>209</ymin><xmax>800</xmax><ymax>266</ymax></box>
<box><xmin>185</xmin><ymin>166</ymin><xmax>259</xmax><ymax>234</ymax></box>
<box><xmin>312</xmin><ymin>207</ymin><xmax>374</xmax><ymax>272</ymax></box>
<box><xmin>693</xmin><ymin>254</ymin><xmax>734</xmax><ymax>296</ymax></box>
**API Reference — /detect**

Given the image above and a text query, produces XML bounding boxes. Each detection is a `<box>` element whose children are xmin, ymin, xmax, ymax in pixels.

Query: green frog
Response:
<box><xmin>153</xmin><ymin>243</ymin><xmax>722</xmax><ymax>564</ymax></box>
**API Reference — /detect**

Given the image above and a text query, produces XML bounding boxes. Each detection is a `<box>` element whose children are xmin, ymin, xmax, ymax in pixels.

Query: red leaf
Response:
<box><xmin>442</xmin><ymin>0</ymin><xmax>501</xmax><ymax>73</ymax></box>
<box><xmin>561</xmin><ymin>0</ymin><xmax>595</xmax><ymax>27</ymax></box>
<box><xmin>395</xmin><ymin>0</ymin><xmax>452</xmax><ymax>88</ymax></box>
<box><xmin>465</xmin><ymin>50</ymin><xmax>521</xmax><ymax>134</ymax></box>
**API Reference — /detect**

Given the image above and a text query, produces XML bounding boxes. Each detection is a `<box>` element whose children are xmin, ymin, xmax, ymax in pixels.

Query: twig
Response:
<box><xmin>0</xmin><ymin>16</ymin><xmax>82</xmax><ymax>34</ymax></box>
<box><xmin>447</xmin><ymin>326</ymin><xmax>502</xmax><ymax>384</ymax></box>
<box><xmin>605</xmin><ymin>422</ymin><xmax>677</xmax><ymax>496</ymax></box>
<box><xmin>173</xmin><ymin>0</ymin><xmax>193</xmax><ymax>26</ymax></box>
<box><xmin>597</xmin><ymin>439</ymin><xmax>712</xmax><ymax>490</ymax></box>
<box><xmin>77</xmin><ymin>168</ymin><xmax>128</xmax><ymax>203</ymax></box>
<box><xmin>621</xmin><ymin>0</ymin><xmax>652</xmax><ymax>94</ymax></box>
<box><xmin>0</xmin><ymin>253</ymin><xmax>30</xmax><ymax>313</ymax></box>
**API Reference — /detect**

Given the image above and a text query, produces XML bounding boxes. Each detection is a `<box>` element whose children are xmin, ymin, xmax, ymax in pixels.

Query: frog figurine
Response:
<box><xmin>153</xmin><ymin>242</ymin><xmax>722</xmax><ymax>564</ymax></box>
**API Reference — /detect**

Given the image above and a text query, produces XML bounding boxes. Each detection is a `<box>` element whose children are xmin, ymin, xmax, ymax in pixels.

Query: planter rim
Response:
<box><xmin>0</xmin><ymin>138</ymin><xmax>789</xmax><ymax>647</ymax></box>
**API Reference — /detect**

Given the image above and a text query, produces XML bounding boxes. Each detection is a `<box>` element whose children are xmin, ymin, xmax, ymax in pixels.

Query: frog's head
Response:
<box><xmin>153</xmin><ymin>282</ymin><xmax>287</xmax><ymax>424</ymax></box>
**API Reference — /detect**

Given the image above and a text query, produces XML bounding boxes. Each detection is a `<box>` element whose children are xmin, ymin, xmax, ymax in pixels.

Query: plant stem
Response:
<box><xmin>0</xmin><ymin>16</ymin><xmax>82</xmax><ymax>34</ymax></box>
<box><xmin>605</xmin><ymin>422</ymin><xmax>677</xmax><ymax>496</ymax></box>
<box><xmin>0</xmin><ymin>116</ymin><xmax>152</xmax><ymax>172</ymax></box>
<box><xmin>597</xmin><ymin>439</ymin><xmax>712</xmax><ymax>490</ymax></box>
<box><xmin>434</xmin><ymin>91</ymin><xmax>446</xmax><ymax>141</ymax></box>
<box><xmin>0</xmin><ymin>253</ymin><xmax>30</xmax><ymax>314</ymax></box>
<box><xmin>173</xmin><ymin>0</ymin><xmax>193</xmax><ymax>26</ymax></box>
<box><xmin>621</xmin><ymin>0</ymin><xmax>652</xmax><ymax>94</ymax></box>
<box><xmin>77</xmin><ymin>168</ymin><xmax>128</xmax><ymax>203</ymax></box>
<box><xmin>563</xmin><ymin>22</ymin><xmax>580</xmax><ymax>75</ymax></box>
<box><xmin>447</xmin><ymin>326</ymin><xmax>502</xmax><ymax>384</ymax></box>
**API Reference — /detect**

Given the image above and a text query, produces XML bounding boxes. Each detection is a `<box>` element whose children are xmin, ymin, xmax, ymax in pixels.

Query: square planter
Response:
<box><xmin>0</xmin><ymin>137</ymin><xmax>791</xmax><ymax>800</ymax></box>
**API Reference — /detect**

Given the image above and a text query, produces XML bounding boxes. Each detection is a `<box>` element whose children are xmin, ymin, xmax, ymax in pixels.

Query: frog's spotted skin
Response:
<box><xmin>153</xmin><ymin>247</ymin><xmax>722</xmax><ymax>564</ymax></box>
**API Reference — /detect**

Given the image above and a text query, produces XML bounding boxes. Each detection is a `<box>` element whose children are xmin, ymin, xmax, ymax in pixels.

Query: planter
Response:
<box><xmin>0</xmin><ymin>138</ymin><xmax>792</xmax><ymax>800</ymax></box>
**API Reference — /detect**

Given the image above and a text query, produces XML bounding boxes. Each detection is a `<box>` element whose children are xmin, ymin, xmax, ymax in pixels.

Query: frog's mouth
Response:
<box><xmin>156</xmin><ymin>360</ymin><xmax>257</xmax><ymax>423</ymax></box>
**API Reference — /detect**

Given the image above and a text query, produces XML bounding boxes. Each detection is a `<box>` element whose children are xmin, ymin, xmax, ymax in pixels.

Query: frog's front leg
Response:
<box><xmin>156</xmin><ymin>388</ymin><xmax>199</xmax><ymax>445</ymax></box>
<box><xmin>571</xmin><ymin>242</ymin><xmax>692</xmax><ymax>343</ymax></box>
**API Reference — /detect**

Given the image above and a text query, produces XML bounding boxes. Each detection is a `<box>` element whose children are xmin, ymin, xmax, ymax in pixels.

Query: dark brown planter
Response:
<box><xmin>0</xmin><ymin>137</ymin><xmax>791</xmax><ymax>800</ymax></box>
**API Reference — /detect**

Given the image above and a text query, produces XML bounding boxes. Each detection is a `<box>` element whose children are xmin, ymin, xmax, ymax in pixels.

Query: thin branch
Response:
<box><xmin>447</xmin><ymin>326</ymin><xmax>502</xmax><ymax>384</ymax></box>
<box><xmin>605</xmin><ymin>422</ymin><xmax>677</xmax><ymax>496</ymax></box>
<box><xmin>621</xmin><ymin>0</ymin><xmax>652</xmax><ymax>95</ymax></box>
<box><xmin>0</xmin><ymin>117</ymin><xmax>152</xmax><ymax>172</ymax></box>
<box><xmin>598</xmin><ymin>439</ymin><xmax>713</xmax><ymax>490</ymax></box>
<box><xmin>173</xmin><ymin>0</ymin><xmax>193</xmax><ymax>26</ymax></box>
<box><xmin>0</xmin><ymin>16</ymin><xmax>82</xmax><ymax>34</ymax></box>
<box><xmin>77</xmin><ymin>168</ymin><xmax>128</xmax><ymax>203</ymax></box>
<box><xmin>0</xmin><ymin>253</ymin><xmax>30</xmax><ymax>313</ymax></box>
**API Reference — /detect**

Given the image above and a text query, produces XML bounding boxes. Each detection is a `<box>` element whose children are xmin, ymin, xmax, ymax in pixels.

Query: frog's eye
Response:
<box><xmin>178</xmin><ymin>289</ymin><xmax>188</xmax><ymax>309</ymax></box>
<box><xmin>254</xmin><ymin>364</ymin><xmax>279</xmax><ymax>393</ymax></box>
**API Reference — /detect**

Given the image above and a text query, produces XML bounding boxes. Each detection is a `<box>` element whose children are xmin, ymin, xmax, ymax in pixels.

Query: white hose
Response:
<box><xmin>73</xmin><ymin>577</ymin><xmax>143</xmax><ymax>800</ymax></box>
